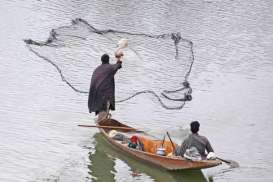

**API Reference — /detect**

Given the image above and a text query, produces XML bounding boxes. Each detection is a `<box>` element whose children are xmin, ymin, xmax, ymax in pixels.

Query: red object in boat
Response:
<box><xmin>130</xmin><ymin>135</ymin><xmax>138</xmax><ymax>144</ymax></box>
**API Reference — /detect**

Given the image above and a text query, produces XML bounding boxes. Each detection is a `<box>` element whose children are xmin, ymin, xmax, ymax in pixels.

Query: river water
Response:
<box><xmin>0</xmin><ymin>0</ymin><xmax>273</xmax><ymax>182</ymax></box>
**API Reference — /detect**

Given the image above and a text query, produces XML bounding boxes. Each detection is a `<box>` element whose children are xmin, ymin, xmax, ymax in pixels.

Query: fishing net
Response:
<box><xmin>24</xmin><ymin>18</ymin><xmax>194</xmax><ymax>110</ymax></box>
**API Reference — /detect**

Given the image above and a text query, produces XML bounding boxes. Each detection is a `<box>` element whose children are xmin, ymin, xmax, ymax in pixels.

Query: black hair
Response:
<box><xmin>190</xmin><ymin>121</ymin><xmax>200</xmax><ymax>134</ymax></box>
<box><xmin>101</xmin><ymin>54</ymin><xmax>109</xmax><ymax>64</ymax></box>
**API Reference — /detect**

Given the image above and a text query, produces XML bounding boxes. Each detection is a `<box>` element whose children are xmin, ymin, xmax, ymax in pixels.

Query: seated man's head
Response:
<box><xmin>190</xmin><ymin>121</ymin><xmax>200</xmax><ymax>134</ymax></box>
<box><xmin>101</xmin><ymin>54</ymin><xmax>109</xmax><ymax>64</ymax></box>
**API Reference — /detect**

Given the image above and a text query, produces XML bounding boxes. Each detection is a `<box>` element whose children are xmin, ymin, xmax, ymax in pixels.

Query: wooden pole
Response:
<box><xmin>78</xmin><ymin>124</ymin><xmax>143</xmax><ymax>132</ymax></box>
<box><xmin>166</xmin><ymin>132</ymin><xmax>176</xmax><ymax>151</ymax></box>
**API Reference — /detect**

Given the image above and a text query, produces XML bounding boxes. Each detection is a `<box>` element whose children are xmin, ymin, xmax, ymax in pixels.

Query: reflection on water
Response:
<box><xmin>89</xmin><ymin>133</ymin><xmax>209</xmax><ymax>182</ymax></box>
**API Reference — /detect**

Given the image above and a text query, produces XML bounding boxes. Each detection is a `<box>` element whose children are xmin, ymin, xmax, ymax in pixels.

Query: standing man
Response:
<box><xmin>88</xmin><ymin>52</ymin><xmax>123</xmax><ymax>121</ymax></box>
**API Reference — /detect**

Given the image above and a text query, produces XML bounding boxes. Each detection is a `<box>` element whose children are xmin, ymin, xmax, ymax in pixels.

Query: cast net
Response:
<box><xmin>24</xmin><ymin>18</ymin><xmax>194</xmax><ymax>110</ymax></box>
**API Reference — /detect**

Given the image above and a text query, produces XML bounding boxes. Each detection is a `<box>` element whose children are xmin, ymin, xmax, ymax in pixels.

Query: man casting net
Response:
<box><xmin>24</xmin><ymin>18</ymin><xmax>194</xmax><ymax>110</ymax></box>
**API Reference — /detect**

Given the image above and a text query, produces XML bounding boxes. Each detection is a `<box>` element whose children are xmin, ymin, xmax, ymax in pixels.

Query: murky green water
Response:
<box><xmin>0</xmin><ymin>0</ymin><xmax>273</xmax><ymax>181</ymax></box>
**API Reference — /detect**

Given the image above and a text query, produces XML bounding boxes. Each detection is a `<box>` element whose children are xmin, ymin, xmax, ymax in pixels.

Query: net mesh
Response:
<box><xmin>24</xmin><ymin>18</ymin><xmax>194</xmax><ymax>110</ymax></box>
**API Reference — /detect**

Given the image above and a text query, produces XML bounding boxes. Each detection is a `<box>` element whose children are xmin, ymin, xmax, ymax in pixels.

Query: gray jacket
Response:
<box><xmin>175</xmin><ymin>133</ymin><xmax>214</xmax><ymax>159</ymax></box>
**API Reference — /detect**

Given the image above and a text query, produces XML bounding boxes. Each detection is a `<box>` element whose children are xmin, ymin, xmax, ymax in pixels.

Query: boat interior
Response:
<box><xmin>98</xmin><ymin>118</ymin><xmax>176</xmax><ymax>156</ymax></box>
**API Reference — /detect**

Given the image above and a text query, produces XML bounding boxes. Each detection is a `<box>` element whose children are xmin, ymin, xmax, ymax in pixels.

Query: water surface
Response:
<box><xmin>0</xmin><ymin>0</ymin><xmax>273</xmax><ymax>181</ymax></box>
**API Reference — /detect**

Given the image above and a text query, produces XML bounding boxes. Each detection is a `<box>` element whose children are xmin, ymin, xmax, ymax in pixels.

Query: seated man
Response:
<box><xmin>175</xmin><ymin>121</ymin><xmax>214</xmax><ymax>160</ymax></box>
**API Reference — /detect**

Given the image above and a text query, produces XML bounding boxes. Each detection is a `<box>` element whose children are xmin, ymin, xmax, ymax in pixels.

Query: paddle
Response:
<box><xmin>216</xmin><ymin>157</ymin><xmax>231</xmax><ymax>164</ymax></box>
<box><xmin>166</xmin><ymin>131</ymin><xmax>176</xmax><ymax>151</ymax></box>
<box><xmin>78</xmin><ymin>124</ymin><xmax>144</xmax><ymax>133</ymax></box>
<box><xmin>216</xmin><ymin>157</ymin><xmax>239</xmax><ymax>168</ymax></box>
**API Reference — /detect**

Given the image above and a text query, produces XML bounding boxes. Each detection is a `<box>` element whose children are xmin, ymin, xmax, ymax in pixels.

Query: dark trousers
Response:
<box><xmin>96</xmin><ymin>101</ymin><xmax>110</xmax><ymax>122</ymax></box>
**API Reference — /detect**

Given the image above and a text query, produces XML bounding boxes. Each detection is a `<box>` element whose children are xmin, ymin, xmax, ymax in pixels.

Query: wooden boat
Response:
<box><xmin>92</xmin><ymin>133</ymin><xmax>209</xmax><ymax>182</ymax></box>
<box><xmin>97</xmin><ymin>118</ymin><xmax>222</xmax><ymax>171</ymax></box>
